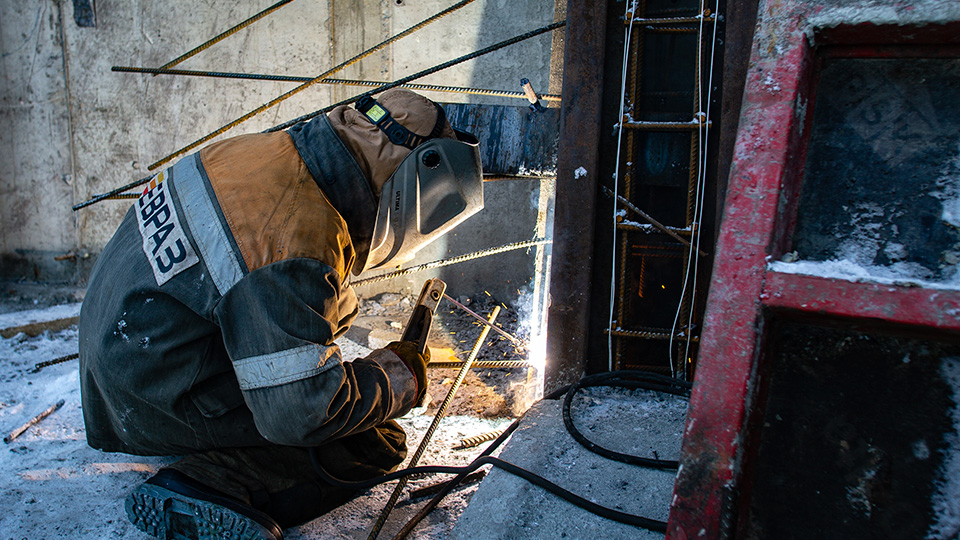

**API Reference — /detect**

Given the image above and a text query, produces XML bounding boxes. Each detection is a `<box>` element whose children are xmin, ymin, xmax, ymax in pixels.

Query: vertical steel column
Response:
<box><xmin>544</xmin><ymin>0</ymin><xmax>607</xmax><ymax>394</ymax></box>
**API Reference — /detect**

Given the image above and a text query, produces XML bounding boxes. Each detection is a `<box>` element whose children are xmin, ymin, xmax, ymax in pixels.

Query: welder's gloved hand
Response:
<box><xmin>385</xmin><ymin>341</ymin><xmax>430</xmax><ymax>405</ymax></box>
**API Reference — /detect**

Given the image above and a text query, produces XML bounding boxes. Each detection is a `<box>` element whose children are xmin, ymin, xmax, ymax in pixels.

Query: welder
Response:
<box><xmin>78</xmin><ymin>89</ymin><xmax>484</xmax><ymax>540</ymax></box>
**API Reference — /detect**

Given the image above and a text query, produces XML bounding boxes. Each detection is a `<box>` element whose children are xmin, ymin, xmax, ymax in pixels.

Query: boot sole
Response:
<box><xmin>125</xmin><ymin>482</ymin><xmax>278</xmax><ymax>540</ymax></box>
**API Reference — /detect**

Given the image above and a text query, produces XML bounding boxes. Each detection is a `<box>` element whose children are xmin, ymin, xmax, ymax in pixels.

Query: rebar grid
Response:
<box><xmin>265</xmin><ymin>20</ymin><xmax>565</xmax><ymax>133</ymax></box>
<box><xmin>78</xmin><ymin>18</ymin><xmax>564</xmax><ymax>211</ymax></box>
<box><xmin>147</xmin><ymin>0</ymin><xmax>479</xmax><ymax>171</ymax></box>
<box><xmin>611</xmin><ymin>0</ymin><xmax>718</xmax><ymax>375</ymax></box>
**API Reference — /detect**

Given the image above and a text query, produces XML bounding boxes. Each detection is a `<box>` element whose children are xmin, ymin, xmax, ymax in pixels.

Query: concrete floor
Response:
<box><xmin>449</xmin><ymin>385</ymin><xmax>687</xmax><ymax>540</ymax></box>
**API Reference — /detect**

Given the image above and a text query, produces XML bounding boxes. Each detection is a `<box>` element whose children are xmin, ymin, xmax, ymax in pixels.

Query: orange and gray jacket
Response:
<box><xmin>79</xmin><ymin>115</ymin><xmax>418</xmax><ymax>455</ymax></box>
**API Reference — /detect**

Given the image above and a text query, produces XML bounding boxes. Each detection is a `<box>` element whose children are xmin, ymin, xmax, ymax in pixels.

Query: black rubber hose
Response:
<box><xmin>562</xmin><ymin>370</ymin><xmax>691</xmax><ymax>470</ymax></box>
<box><xmin>312</xmin><ymin>453</ymin><xmax>666</xmax><ymax>532</ymax></box>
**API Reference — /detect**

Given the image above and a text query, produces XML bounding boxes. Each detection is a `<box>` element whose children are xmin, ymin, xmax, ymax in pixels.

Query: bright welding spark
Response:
<box><xmin>527</xmin><ymin>330</ymin><xmax>548</xmax><ymax>373</ymax></box>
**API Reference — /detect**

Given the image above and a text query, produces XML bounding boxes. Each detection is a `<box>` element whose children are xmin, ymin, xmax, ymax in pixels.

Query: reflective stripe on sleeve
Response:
<box><xmin>234</xmin><ymin>344</ymin><xmax>342</xmax><ymax>391</ymax></box>
<box><xmin>171</xmin><ymin>154</ymin><xmax>245</xmax><ymax>295</ymax></box>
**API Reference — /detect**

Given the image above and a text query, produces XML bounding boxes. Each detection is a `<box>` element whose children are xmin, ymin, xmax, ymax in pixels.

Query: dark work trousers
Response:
<box><xmin>168</xmin><ymin>421</ymin><xmax>407</xmax><ymax>529</ymax></box>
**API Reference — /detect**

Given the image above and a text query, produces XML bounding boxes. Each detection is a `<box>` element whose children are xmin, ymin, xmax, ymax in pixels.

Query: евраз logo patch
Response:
<box><xmin>136</xmin><ymin>171</ymin><xmax>199</xmax><ymax>285</ymax></box>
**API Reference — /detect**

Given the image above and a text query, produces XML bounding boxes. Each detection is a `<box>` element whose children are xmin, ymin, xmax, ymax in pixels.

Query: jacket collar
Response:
<box><xmin>287</xmin><ymin>115</ymin><xmax>378</xmax><ymax>275</ymax></box>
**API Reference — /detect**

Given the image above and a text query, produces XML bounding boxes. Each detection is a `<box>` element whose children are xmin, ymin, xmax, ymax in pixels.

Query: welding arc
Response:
<box><xmin>351</xmin><ymin>239</ymin><xmax>550</xmax><ymax>287</ymax></box>
<box><xmin>367</xmin><ymin>306</ymin><xmax>500</xmax><ymax>540</ymax></box>
<box><xmin>563</xmin><ymin>371</ymin><xmax>691</xmax><ymax>469</ymax></box>
<box><xmin>266</xmin><ymin>20</ymin><xmax>566</xmax><ymax>133</ymax></box>
<box><xmin>147</xmin><ymin>0</ymin><xmax>479</xmax><ymax>171</ymax></box>
<box><xmin>112</xmin><ymin>67</ymin><xmax>562</xmax><ymax>102</ymax></box>
<box><xmin>156</xmin><ymin>0</ymin><xmax>298</xmax><ymax>73</ymax></box>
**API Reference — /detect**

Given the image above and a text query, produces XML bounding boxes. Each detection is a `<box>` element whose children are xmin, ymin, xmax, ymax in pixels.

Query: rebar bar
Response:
<box><xmin>266</xmin><ymin>20</ymin><xmax>566</xmax><ymax>133</ymax></box>
<box><xmin>99</xmin><ymin>193</ymin><xmax>139</xmax><ymax>200</ymax></box>
<box><xmin>4</xmin><ymin>400</ymin><xmax>65</xmax><ymax>444</ymax></box>
<box><xmin>147</xmin><ymin>0</ymin><xmax>479</xmax><ymax>171</ymax></box>
<box><xmin>604</xmin><ymin>186</ymin><xmax>708</xmax><ymax>257</ymax></box>
<box><xmin>74</xmin><ymin>174</ymin><xmax>154</xmax><ymax>210</ymax></box>
<box><xmin>367</xmin><ymin>306</ymin><xmax>500</xmax><ymax>540</ymax></box>
<box><xmin>453</xmin><ymin>430</ymin><xmax>505</xmax><ymax>450</ymax></box>
<box><xmin>78</xmin><ymin>17</ymin><xmax>562</xmax><ymax>211</ymax></box>
<box><xmin>442</xmin><ymin>293</ymin><xmax>524</xmax><ymax>347</ymax></box>
<box><xmin>32</xmin><ymin>352</ymin><xmax>79</xmax><ymax>373</ymax></box>
<box><xmin>427</xmin><ymin>360</ymin><xmax>532</xmax><ymax>370</ymax></box>
<box><xmin>350</xmin><ymin>239</ymin><xmax>550</xmax><ymax>287</ymax></box>
<box><xmin>622</xmin><ymin>119</ymin><xmax>712</xmax><ymax>130</ymax></box>
<box><xmin>407</xmin><ymin>471</ymin><xmax>486</xmax><ymax>500</ymax></box>
<box><xmin>157</xmin><ymin>0</ymin><xmax>298</xmax><ymax>72</ymax></box>
<box><xmin>606</xmin><ymin>327</ymin><xmax>700</xmax><ymax>342</ymax></box>
<box><xmin>112</xmin><ymin>66</ymin><xmax>562</xmax><ymax>102</ymax></box>
<box><xmin>625</xmin><ymin>15</ymin><xmax>717</xmax><ymax>25</ymax></box>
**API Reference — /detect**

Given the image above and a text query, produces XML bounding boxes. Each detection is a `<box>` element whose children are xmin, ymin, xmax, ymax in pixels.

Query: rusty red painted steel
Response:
<box><xmin>666</xmin><ymin>7</ymin><xmax>812</xmax><ymax>539</ymax></box>
<box><xmin>762</xmin><ymin>272</ymin><xmax>960</xmax><ymax>331</ymax></box>
<box><xmin>667</xmin><ymin>5</ymin><xmax>960</xmax><ymax>539</ymax></box>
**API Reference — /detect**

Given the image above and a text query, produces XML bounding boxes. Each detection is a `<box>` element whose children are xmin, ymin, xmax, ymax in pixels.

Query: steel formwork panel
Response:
<box><xmin>666</xmin><ymin>0</ymin><xmax>960</xmax><ymax>536</ymax></box>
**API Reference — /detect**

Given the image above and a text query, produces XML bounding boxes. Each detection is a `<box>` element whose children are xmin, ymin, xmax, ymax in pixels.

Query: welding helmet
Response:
<box><xmin>354</xmin><ymin>95</ymin><xmax>484</xmax><ymax>272</ymax></box>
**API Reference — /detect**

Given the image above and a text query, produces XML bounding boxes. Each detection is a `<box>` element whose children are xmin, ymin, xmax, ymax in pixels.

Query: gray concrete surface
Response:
<box><xmin>1</xmin><ymin>0</ymin><xmax>561</xmax><ymax>304</ymax></box>
<box><xmin>451</xmin><ymin>386</ymin><xmax>687</xmax><ymax>539</ymax></box>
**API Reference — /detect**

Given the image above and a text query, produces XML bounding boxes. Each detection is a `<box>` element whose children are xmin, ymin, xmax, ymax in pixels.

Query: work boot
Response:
<box><xmin>125</xmin><ymin>468</ymin><xmax>283</xmax><ymax>540</ymax></box>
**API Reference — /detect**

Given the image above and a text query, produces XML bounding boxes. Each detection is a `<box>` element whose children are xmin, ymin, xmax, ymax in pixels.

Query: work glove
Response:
<box><xmin>385</xmin><ymin>341</ymin><xmax>430</xmax><ymax>405</ymax></box>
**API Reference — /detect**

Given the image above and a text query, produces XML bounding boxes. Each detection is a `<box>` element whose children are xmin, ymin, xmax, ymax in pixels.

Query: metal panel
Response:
<box><xmin>668</xmin><ymin>5</ymin><xmax>960</xmax><ymax>537</ymax></box>
<box><xmin>544</xmin><ymin>0</ymin><xmax>607</xmax><ymax>393</ymax></box>
<box><xmin>442</xmin><ymin>104</ymin><xmax>560</xmax><ymax>176</ymax></box>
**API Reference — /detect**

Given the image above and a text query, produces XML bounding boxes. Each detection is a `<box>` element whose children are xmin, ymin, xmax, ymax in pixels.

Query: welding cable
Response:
<box><xmin>310</xmin><ymin>387</ymin><xmax>669</xmax><ymax>536</ymax></box>
<box><xmin>311</xmin><ymin>454</ymin><xmax>666</xmax><ymax>533</ymax></box>
<box><xmin>562</xmin><ymin>370</ymin><xmax>691</xmax><ymax>469</ymax></box>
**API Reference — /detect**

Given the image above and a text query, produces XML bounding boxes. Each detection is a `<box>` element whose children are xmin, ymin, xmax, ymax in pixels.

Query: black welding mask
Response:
<box><xmin>354</xmin><ymin>96</ymin><xmax>484</xmax><ymax>274</ymax></box>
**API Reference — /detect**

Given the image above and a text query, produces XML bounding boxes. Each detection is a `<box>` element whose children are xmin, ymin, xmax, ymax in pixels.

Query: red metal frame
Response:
<box><xmin>666</xmin><ymin>4</ymin><xmax>960</xmax><ymax>538</ymax></box>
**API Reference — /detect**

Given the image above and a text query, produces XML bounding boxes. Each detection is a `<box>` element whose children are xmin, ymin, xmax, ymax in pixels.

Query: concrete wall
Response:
<box><xmin>0</xmin><ymin>0</ymin><xmax>561</xmax><ymax>303</ymax></box>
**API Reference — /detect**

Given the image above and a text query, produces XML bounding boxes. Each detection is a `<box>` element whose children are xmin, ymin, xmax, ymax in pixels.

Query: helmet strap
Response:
<box><xmin>355</xmin><ymin>96</ymin><xmax>447</xmax><ymax>150</ymax></box>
